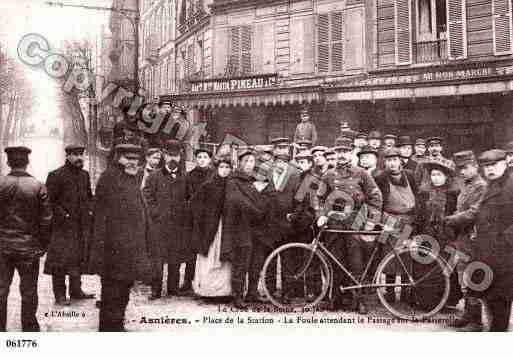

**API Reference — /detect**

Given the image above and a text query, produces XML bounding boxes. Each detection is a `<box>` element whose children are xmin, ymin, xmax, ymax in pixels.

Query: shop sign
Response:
<box><xmin>332</xmin><ymin>65</ymin><xmax>513</xmax><ymax>88</ymax></box>
<box><xmin>190</xmin><ymin>74</ymin><xmax>278</xmax><ymax>93</ymax></box>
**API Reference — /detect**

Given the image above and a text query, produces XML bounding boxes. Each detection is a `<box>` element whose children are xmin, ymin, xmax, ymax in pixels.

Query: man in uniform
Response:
<box><xmin>444</xmin><ymin>151</ymin><xmax>487</xmax><ymax>331</ymax></box>
<box><xmin>89</xmin><ymin>144</ymin><xmax>152</xmax><ymax>331</ymax></box>
<box><xmin>472</xmin><ymin>149</ymin><xmax>513</xmax><ymax>331</ymax></box>
<box><xmin>317</xmin><ymin>137</ymin><xmax>383</xmax><ymax>314</ymax></box>
<box><xmin>44</xmin><ymin>145</ymin><xmax>95</xmax><ymax>305</ymax></box>
<box><xmin>325</xmin><ymin>148</ymin><xmax>338</xmax><ymax>170</ymax></box>
<box><xmin>293</xmin><ymin>106</ymin><xmax>318</xmax><ymax>146</ymax></box>
<box><xmin>0</xmin><ymin>146</ymin><xmax>52</xmax><ymax>331</ymax></box>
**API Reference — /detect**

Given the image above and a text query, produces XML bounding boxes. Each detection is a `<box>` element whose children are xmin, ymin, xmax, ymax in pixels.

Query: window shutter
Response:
<box><xmin>214</xmin><ymin>27</ymin><xmax>228</xmax><ymax>77</ymax></box>
<box><xmin>291</xmin><ymin>16</ymin><xmax>314</xmax><ymax>74</ymax></box>
<box><xmin>228</xmin><ymin>26</ymin><xmax>240</xmax><ymax>75</ymax></box>
<box><xmin>492</xmin><ymin>0</ymin><xmax>513</xmax><ymax>55</ymax></box>
<box><xmin>317</xmin><ymin>13</ymin><xmax>330</xmax><ymax>73</ymax></box>
<box><xmin>331</xmin><ymin>11</ymin><xmax>344</xmax><ymax>72</ymax></box>
<box><xmin>446</xmin><ymin>0</ymin><xmax>467</xmax><ymax>60</ymax></box>
<box><xmin>241</xmin><ymin>25</ymin><xmax>252</xmax><ymax>74</ymax></box>
<box><xmin>394</xmin><ymin>0</ymin><xmax>412</xmax><ymax>65</ymax></box>
<box><xmin>187</xmin><ymin>43</ymin><xmax>194</xmax><ymax>76</ymax></box>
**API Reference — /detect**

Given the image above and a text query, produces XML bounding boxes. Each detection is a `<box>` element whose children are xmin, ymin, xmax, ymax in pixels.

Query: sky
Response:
<box><xmin>0</xmin><ymin>0</ymin><xmax>113</xmax><ymax>136</ymax></box>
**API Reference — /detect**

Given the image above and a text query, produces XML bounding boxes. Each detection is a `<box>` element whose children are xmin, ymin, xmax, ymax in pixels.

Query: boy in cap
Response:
<box><xmin>293</xmin><ymin>106</ymin><xmax>318</xmax><ymax>146</ymax></box>
<box><xmin>0</xmin><ymin>146</ymin><xmax>52</xmax><ymax>331</ymax></box>
<box><xmin>472</xmin><ymin>149</ymin><xmax>513</xmax><ymax>331</ymax></box>
<box><xmin>444</xmin><ymin>150</ymin><xmax>487</xmax><ymax>331</ymax></box>
<box><xmin>44</xmin><ymin>145</ymin><xmax>95</xmax><ymax>305</ymax></box>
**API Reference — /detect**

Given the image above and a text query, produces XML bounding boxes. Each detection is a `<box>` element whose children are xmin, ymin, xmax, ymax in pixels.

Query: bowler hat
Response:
<box><xmin>478</xmin><ymin>149</ymin><xmax>507</xmax><ymax>166</ymax></box>
<box><xmin>357</xmin><ymin>145</ymin><xmax>378</xmax><ymax>157</ymax></box>
<box><xmin>65</xmin><ymin>145</ymin><xmax>85</xmax><ymax>155</ymax></box>
<box><xmin>397</xmin><ymin>136</ymin><xmax>413</xmax><ymax>147</ymax></box>
<box><xmin>453</xmin><ymin>151</ymin><xmax>476</xmax><ymax>168</ymax></box>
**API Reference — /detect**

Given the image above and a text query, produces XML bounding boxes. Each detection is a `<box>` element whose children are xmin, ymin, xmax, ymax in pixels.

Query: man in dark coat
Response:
<box><xmin>142</xmin><ymin>140</ymin><xmax>189</xmax><ymax>299</ymax></box>
<box><xmin>44</xmin><ymin>145</ymin><xmax>94</xmax><ymax>305</ymax></box>
<box><xmin>88</xmin><ymin>144</ymin><xmax>152</xmax><ymax>331</ymax></box>
<box><xmin>397</xmin><ymin>135</ymin><xmax>418</xmax><ymax>172</ymax></box>
<box><xmin>0</xmin><ymin>146</ymin><xmax>52</xmax><ymax>331</ymax></box>
<box><xmin>472</xmin><ymin>149</ymin><xmax>513</xmax><ymax>331</ymax></box>
<box><xmin>444</xmin><ymin>150</ymin><xmax>487</xmax><ymax>331</ymax></box>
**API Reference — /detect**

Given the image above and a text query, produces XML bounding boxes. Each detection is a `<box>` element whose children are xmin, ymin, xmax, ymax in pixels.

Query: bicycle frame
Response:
<box><xmin>296</xmin><ymin>227</ymin><xmax>429</xmax><ymax>294</ymax></box>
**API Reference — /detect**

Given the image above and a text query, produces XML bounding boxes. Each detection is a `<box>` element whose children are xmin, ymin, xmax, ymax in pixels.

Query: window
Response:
<box><xmin>227</xmin><ymin>25</ymin><xmax>252</xmax><ymax>75</ymax></box>
<box><xmin>416</xmin><ymin>0</ymin><xmax>447</xmax><ymax>42</ymax></box>
<box><xmin>317</xmin><ymin>12</ymin><xmax>343</xmax><ymax>73</ymax></box>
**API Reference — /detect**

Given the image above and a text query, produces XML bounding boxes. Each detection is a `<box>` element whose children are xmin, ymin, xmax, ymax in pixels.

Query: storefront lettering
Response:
<box><xmin>190</xmin><ymin>74</ymin><xmax>278</xmax><ymax>93</ymax></box>
<box><xmin>335</xmin><ymin>66</ymin><xmax>511</xmax><ymax>88</ymax></box>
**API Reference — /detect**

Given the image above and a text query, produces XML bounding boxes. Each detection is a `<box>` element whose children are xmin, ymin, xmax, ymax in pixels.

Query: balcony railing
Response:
<box><xmin>415</xmin><ymin>39</ymin><xmax>448</xmax><ymax>64</ymax></box>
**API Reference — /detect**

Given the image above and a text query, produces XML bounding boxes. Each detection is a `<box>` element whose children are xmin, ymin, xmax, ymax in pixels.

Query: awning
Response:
<box><xmin>163</xmin><ymin>90</ymin><xmax>320</xmax><ymax>109</ymax></box>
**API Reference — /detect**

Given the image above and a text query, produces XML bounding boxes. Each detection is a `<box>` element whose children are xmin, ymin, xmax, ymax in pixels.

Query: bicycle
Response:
<box><xmin>261</xmin><ymin>226</ymin><xmax>452</xmax><ymax>320</ymax></box>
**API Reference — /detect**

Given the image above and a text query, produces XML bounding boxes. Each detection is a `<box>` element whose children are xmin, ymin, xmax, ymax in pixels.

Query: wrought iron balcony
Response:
<box><xmin>415</xmin><ymin>39</ymin><xmax>448</xmax><ymax>64</ymax></box>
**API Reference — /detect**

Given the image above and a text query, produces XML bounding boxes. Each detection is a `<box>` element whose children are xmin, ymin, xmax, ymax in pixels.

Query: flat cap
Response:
<box><xmin>397</xmin><ymin>136</ymin><xmax>413</xmax><ymax>147</ymax></box>
<box><xmin>427</xmin><ymin>136</ymin><xmax>443</xmax><ymax>145</ymax></box>
<box><xmin>163</xmin><ymin>139</ymin><xmax>183</xmax><ymax>154</ymax></box>
<box><xmin>340</xmin><ymin>129</ymin><xmax>357</xmax><ymax>140</ymax></box>
<box><xmin>478</xmin><ymin>149</ymin><xmax>507</xmax><ymax>166</ymax></box>
<box><xmin>334</xmin><ymin>136</ymin><xmax>354</xmax><ymax>149</ymax></box>
<box><xmin>295</xmin><ymin>150</ymin><xmax>313</xmax><ymax>161</ymax></box>
<box><xmin>214</xmin><ymin>155</ymin><xmax>232</xmax><ymax>167</ymax></box>
<box><xmin>114</xmin><ymin>143</ymin><xmax>143</xmax><ymax>154</ymax></box>
<box><xmin>357</xmin><ymin>145</ymin><xmax>379</xmax><ymax>157</ymax></box>
<box><xmin>324</xmin><ymin>148</ymin><xmax>336</xmax><ymax>156</ymax></box>
<box><xmin>65</xmin><ymin>145</ymin><xmax>86</xmax><ymax>154</ymax></box>
<box><xmin>503</xmin><ymin>141</ymin><xmax>513</xmax><ymax>154</ymax></box>
<box><xmin>453</xmin><ymin>150</ymin><xmax>476</xmax><ymax>168</ymax></box>
<box><xmin>382</xmin><ymin>147</ymin><xmax>401</xmax><ymax>158</ymax></box>
<box><xmin>194</xmin><ymin>143</ymin><xmax>213</xmax><ymax>157</ymax></box>
<box><xmin>368</xmin><ymin>130</ymin><xmax>382</xmax><ymax>139</ymax></box>
<box><xmin>146</xmin><ymin>147</ymin><xmax>161</xmax><ymax>157</ymax></box>
<box><xmin>415</xmin><ymin>138</ymin><xmax>426</xmax><ymax>146</ymax></box>
<box><xmin>270</xmin><ymin>137</ymin><xmax>290</xmax><ymax>146</ymax></box>
<box><xmin>5</xmin><ymin>146</ymin><xmax>31</xmax><ymax>156</ymax></box>
<box><xmin>383</xmin><ymin>134</ymin><xmax>397</xmax><ymax>140</ymax></box>
<box><xmin>238</xmin><ymin>148</ymin><xmax>256</xmax><ymax>161</ymax></box>
<box><xmin>333</xmin><ymin>137</ymin><xmax>353</xmax><ymax>151</ymax></box>
<box><xmin>311</xmin><ymin>145</ymin><xmax>328</xmax><ymax>154</ymax></box>
<box><xmin>355</xmin><ymin>131</ymin><xmax>368</xmax><ymax>140</ymax></box>
<box><xmin>296</xmin><ymin>139</ymin><xmax>313</xmax><ymax>147</ymax></box>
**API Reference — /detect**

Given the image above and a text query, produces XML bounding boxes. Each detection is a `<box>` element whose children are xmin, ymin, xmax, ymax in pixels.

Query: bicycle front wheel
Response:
<box><xmin>375</xmin><ymin>245</ymin><xmax>450</xmax><ymax>321</ymax></box>
<box><xmin>262</xmin><ymin>243</ymin><xmax>330</xmax><ymax>309</ymax></box>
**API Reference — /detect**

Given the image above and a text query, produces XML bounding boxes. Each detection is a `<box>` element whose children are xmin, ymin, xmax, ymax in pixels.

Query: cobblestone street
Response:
<box><xmin>5</xmin><ymin>257</ymin><xmax>504</xmax><ymax>333</ymax></box>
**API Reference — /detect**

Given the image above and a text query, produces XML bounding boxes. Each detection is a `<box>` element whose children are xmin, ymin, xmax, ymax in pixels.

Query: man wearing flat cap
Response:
<box><xmin>44</xmin><ymin>145</ymin><xmax>95</xmax><ymax>305</ymax></box>
<box><xmin>317</xmin><ymin>137</ymin><xmax>383</xmax><ymax>314</ymax></box>
<box><xmin>443</xmin><ymin>150</ymin><xmax>487</xmax><ymax>331</ymax></box>
<box><xmin>0</xmin><ymin>146</ymin><xmax>52</xmax><ymax>331</ymax></box>
<box><xmin>142</xmin><ymin>139</ymin><xmax>190</xmax><ymax>300</ymax></box>
<box><xmin>89</xmin><ymin>143</ymin><xmax>152</xmax><ymax>331</ymax></box>
<box><xmin>293</xmin><ymin>106</ymin><xmax>318</xmax><ymax>146</ymax></box>
<box><xmin>470</xmin><ymin>149</ymin><xmax>513</xmax><ymax>331</ymax></box>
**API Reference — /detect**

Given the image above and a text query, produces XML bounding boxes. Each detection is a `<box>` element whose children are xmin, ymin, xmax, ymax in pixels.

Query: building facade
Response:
<box><xmin>155</xmin><ymin>0</ymin><xmax>513</xmax><ymax>154</ymax></box>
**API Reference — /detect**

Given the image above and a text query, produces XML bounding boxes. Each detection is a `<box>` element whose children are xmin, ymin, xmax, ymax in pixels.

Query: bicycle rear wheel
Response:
<box><xmin>374</xmin><ymin>246</ymin><xmax>450</xmax><ymax>321</ymax></box>
<box><xmin>262</xmin><ymin>243</ymin><xmax>330</xmax><ymax>309</ymax></box>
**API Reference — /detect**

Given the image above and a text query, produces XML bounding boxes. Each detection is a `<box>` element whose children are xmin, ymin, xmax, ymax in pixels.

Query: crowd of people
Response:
<box><xmin>1</xmin><ymin>110</ymin><xmax>513</xmax><ymax>333</ymax></box>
